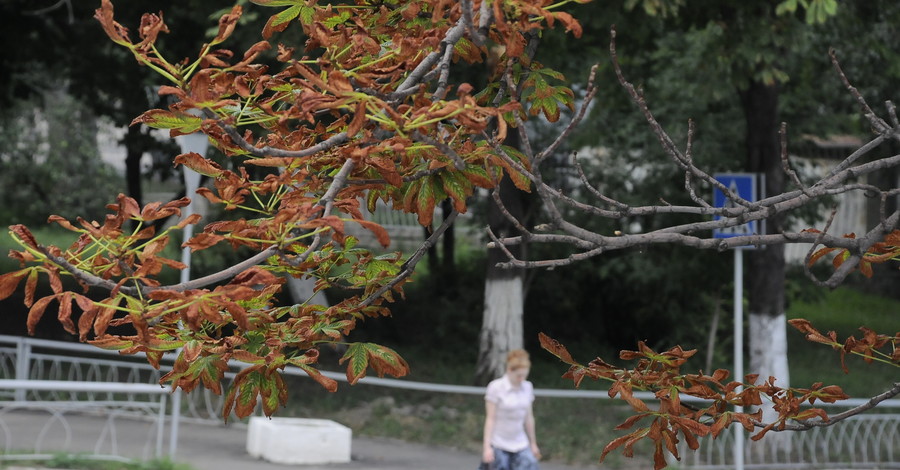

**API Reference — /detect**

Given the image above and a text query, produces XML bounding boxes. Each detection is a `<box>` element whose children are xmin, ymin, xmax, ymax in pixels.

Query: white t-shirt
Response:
<box><xmin>485</xmin><ymin>374</ymin><xmax>534</xmax><ymax>452</ymax></box>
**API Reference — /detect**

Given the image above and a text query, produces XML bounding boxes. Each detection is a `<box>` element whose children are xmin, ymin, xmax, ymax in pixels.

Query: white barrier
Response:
<box><xmin>246</xmin><ymin>417</ymin><xmax>351</xmax><ymax>465</ymax></box>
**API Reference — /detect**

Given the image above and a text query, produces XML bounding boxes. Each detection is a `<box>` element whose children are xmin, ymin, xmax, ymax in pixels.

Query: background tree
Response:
<box><xmin>0</xmin><ymin>0</ymin><xmax>278</xmax><ymax>207</ymax></box>
<box><xmin>0</xmin><ymin>90</ymin><xmax>122</xmax><ymax>226</ymax></box>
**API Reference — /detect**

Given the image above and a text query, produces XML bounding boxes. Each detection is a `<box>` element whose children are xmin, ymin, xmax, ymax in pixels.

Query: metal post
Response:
<box><xmin>169</xmin><ymin>389</ymin><xmax>182</xmax><ymax>458</ymax></box>
<box><xmin>14</xmin><ymin>337</ymin><xmax>28</xmax><ymax>401</ymax></box>
<box><xmin>157</xmin><ymin>393</ymin><xmax>166</xmax><ymax>458</ymax></box>
<box><xmin>734</xmin><ymin>247</ymin><xmax>745</xmax><ymax>470</ymax></box>
<box><xmin>172</xmin><ymin>129</ymin><xmax>204</xmax><ymax>460</ymax></box>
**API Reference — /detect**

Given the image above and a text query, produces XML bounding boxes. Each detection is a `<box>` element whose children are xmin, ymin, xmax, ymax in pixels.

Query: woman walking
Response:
<box><xmin>482</xmin><ymin>349</ymin><xmax>541</xmax><ymax>470</ymax></box>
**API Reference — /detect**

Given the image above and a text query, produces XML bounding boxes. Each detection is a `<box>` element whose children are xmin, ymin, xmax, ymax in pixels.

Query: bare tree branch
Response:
<box><xmin>779</xmin><ymin>382</ymin><xmax>900</xmax><ymax>431</ymax></box>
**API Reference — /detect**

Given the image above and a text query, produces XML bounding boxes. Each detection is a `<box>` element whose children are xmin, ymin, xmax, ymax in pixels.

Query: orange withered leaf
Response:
<box><xmin>787</xmin><ymin>318</ymin><xmax>836</xmax><ymax>345</ymax></box>
<box><xmin>0</xmin><ymin>270</ymin><xmax>28</xmax><ymax>301</ymax></box>
<box><xmin>9</xmin><ymin>224</ymin><xmax>39</xmax><ymax>249</ymax></box>
<box><xmin>212</xmin><ymin>5</ymin><xmax>242</xmax><ymax>45</ymax></box>
<box><xmin>346</xmin><ymin>100</ymin><xmax>367</xmax><ymax>137</ymax></box>
<box><xmin>57</xmin><ymin>292</ymin><xmax>76</xmax><ymax>334</ymax></box>
<box><xmin>78</xmin><ymin>307</ymin><xmax>98</xmax><ymax>342</ymax></box>
<box><xmin>23</xmin><ymin>269</ymin><xmax>38</xmax><ymax>308</ymax></box>
<box><xmin>354</xmin><ymin>219</ymin><xmax>390</xmax><ymax>248</ymax></box>
<box><xmin>93</xmin><ymin>0</ymin><xmax>131</xmax><ymax>46</ymax></box>
<box><xmin>295</xmin><ymin>364</ymin><xmax>339</xmax><ymax>392</ymax></box>
<box><xmin>552</xmin><ymin>11</ymin><xmax>583</xmax><ymax>37</ymax></box>
<box><xmin>47</xmin><ymin>215</ymin><xmax>80</xmax><ymax>232</ymax></box>
<box><xmin>539</xmin><ymin>332</ymin><xmax>577</xmax><ymax>365</ymax></box>
<box><xmin>175</xmin><ymin>214</ymin><xmax>202</xmax><ymax>230</ymax></box>
<box><xmin>136</xmin><ymin>11</ymin><xmax>169</xmax><ymax>51</ymax></box>
<box><xmin>184</xmin><ymin>233</ymin><xmax>225</xmax><ymax>252</ymax></box>
<box><xmin>244</xmin><ymin>157</ymin><xmax>294</xmax><ymax>167</ymax></box>
<box><xmin>231</xmin><ymin>267</ymin><xmax>281</xmax><ymax>287</ymax></box>
<box><xmin>26</xmin><ymin>295</ymin><xmax>55</xmax><ymax>335</ymax></box>
<box><xmin>609</xmin><ymin>381</ymin><xmax>650</xmax><ymax>412</ymax></box>
<box><xmin>93</xmin><ymin>299</ymin><xmax>120</xmax><ymax>337</ymax></box>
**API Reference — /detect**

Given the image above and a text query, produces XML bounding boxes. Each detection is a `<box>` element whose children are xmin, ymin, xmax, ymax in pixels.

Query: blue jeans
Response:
<box><xmin>492</xmin><ymin>446</ymin><xmax>539</xmax><ymax>470</ymax></box>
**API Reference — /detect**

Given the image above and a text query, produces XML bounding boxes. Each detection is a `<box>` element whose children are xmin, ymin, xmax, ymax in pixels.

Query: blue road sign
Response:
<box><xmin>713</xmin><ymin>173</ymin><xmax>758</xmax><ymax>238</ymax></box>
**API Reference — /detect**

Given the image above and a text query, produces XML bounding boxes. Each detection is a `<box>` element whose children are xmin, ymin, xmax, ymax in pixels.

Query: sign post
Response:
<box><xmin>712</xmin><ymin>173</ymin><xmax>760</xmax><ymax>470</ymax></box>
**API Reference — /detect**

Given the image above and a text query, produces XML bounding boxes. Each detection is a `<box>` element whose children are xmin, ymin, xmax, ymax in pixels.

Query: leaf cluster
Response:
<box><xmin>4</xmin><ymin>0</ymin><xmax>591</xmax><ymax>420</ymax></box>
<box><xmin>539</xmin><ymin>332</ymin><xmax>851</xmax><ymax>469</ymax></box>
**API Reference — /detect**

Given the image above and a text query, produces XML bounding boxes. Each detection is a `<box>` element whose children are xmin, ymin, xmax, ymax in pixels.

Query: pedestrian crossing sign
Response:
<box><xmin>713</xmin><ymin>173</ymin><xmax>760</xmax><ymax>238</ymax></box>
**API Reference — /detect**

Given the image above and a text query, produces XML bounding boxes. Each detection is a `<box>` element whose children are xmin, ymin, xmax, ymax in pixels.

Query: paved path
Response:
<box><xmin>0</xmin><ymin>410</ymin><xmax>600</xmax><ymax>470</ymax></box>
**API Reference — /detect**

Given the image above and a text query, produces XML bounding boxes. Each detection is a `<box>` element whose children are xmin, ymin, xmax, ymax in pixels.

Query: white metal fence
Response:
<box><xmin>0</xmin><ymin>380</ymin><xmax>174</xmax><ymax>463</ymax></box>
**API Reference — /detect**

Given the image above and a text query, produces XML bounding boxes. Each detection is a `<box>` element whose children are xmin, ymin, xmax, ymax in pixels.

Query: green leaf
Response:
<box><xmin>186</xmin><ymin>355</ymin><xmax>226</xmax><ymax>395</ymax></box>
<box><xmin>130</xmin><ymin>109</ymin><xmax>202</xmax><ymax>135</ymax></box>
<box><xmin>323</xmin><ymin>11</ymin><xmax>352</xmax><ymax>28</ymax></box>
<box><xmin>415</xmin><ymin>178</ymin><xmax>437</xmax><ymax>226</ymax></box>
<box><xmin>461</xmin><ymin>163</ymin><xmax>495</xmax><ymax>188</ymax></box>
<box><xmin>365</xmin><ymin>258</ymin><xmax>400</xmax><ymax>280</ymax></box>
<box><xmin>269</xmin><ymin>5</ymin><xmax>303</xmax><ymax>30</ymax></box>
<box><xmin>339</xmin><ymin>342</ymin><xmax>409</xmax><ymax>385</ymax></box>
<box><xmin>364</xmin><ymin>343</ymin><xmax>409</xmax><ymax>378</ymax></box>
<box><xmin>340</xmin><ymin>342</ymin><xmax>369</xmax><ymax>384</ymax></box>
<box><xmin>440</xmin><ymin>171</ymin><xmax>473</xmax><ymax>212</ymax></box>
<box><xmin>299</xmin><ymin>5</ymin><xmax>316</xmax><ymax>25</ymax></box>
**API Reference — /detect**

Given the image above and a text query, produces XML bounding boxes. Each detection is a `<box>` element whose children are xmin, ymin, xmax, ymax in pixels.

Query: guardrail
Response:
<box><xmin>0</xmin><ymin>335</ymin><xmax>222</xmax><ymax>421</ymax></box>
<box><xmin>677</xmin><ymin>412</ymin><xmax>900</xmax><ymax>469</ymax></box>
<box><xmin>0</xmin><ymin>380</ymin><xmax>175</xmax><ymax>463</ymax></box>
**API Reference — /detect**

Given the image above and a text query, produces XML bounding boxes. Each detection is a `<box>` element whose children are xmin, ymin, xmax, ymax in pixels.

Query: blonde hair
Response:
<box><xmin>506</xmin><ymin>349</ymin><xmax>531</xmax><ymax>371</ymax></box>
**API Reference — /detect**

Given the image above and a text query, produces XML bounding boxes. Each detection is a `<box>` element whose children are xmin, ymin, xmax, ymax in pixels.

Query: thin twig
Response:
<box><xmin>829</xmin><ymin>49</ymin><xmax>891</xmax><ymax>134</ymax></box>
<box><xmin>359</xmin><ymin>209</ymin><xmax>459</xmax><ymax>308</ymax></box>
<box><xmin>536</xmin><ymin>65</ymin><xmax>600</xmax><ymax>166</ymax></box>
<box><xmin>779</xmin><ymin>382</ymin><xmax>900</xmax><ymax>430</ymax></box>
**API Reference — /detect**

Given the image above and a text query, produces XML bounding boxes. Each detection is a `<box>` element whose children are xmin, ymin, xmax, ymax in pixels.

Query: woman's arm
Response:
<box><xmin>483</xmin><ymin>401</ymin><xmax>497</xmax><ymax>462</ymax></box>
<box><xmin>525</xmin><ymin>404</ymin><xmax>541</xmax><ymax>459</ymax></box>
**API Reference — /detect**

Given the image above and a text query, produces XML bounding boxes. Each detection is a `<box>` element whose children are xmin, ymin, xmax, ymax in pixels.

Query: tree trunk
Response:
<box><xmin>474</xmin><ymin>162</ymin><xmax>528</xmax><ymax>385</ymax></box>
<box><xmin>740</xmin><ymin>79</ymin><xmax>791</xmax><ymax>457</ymax></box>
<box><xmin>441</xmin><ymin>199</ymin><xmax>456</xmax><ymax>276</ymax></box>
<box><xmin>123</xmin><ymin>125</ymin><xmax>145</xmax><ymax>207</ymax></box>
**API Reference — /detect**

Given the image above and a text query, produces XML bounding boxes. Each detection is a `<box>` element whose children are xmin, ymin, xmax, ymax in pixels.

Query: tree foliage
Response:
<box><xmin>2</xmin><ymin>1</ymin><xmax>899</xmax><ymax>468</ymax></box>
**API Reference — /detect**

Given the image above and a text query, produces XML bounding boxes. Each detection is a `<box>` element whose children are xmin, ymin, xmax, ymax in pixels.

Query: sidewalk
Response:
<box><xmin>0</xmin><ymin>410</ymin><xmax>599</xmax><ymax>470</ymax></box>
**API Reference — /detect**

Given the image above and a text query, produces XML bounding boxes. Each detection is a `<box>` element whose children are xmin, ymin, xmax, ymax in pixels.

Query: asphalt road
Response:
<box><xmin>0</xmin><ymin>410</ymin><xmax>601</xmax><ymax>470</ymax></box>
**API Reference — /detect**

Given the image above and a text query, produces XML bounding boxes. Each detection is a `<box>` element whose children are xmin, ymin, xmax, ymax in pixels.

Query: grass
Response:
<box><xmin>1</xmin><ymin>227</ymin><xmax>79</xmax><ymax>273</ymax></box>
<box><xmin>0</xmin><ymin>454</ymin><xmax>194</xmax><ymax>470</ymax></box>
<box><xmin>786</xmin><ymin>286</ymin><xmax>898</xmax><ymax>398</ymax></box>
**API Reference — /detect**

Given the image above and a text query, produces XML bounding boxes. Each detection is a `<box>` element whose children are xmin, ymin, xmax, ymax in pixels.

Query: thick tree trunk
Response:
<box><xmin>440</xmin><ymin>199</ymin><xmax>456</xmax><ymax>276</ymax></box>
<box><xmin>740</xmin><ymin>80</ymin><xmax>791</xmax><ymax>456</ymax></box>
<box><xmin>474</xmin><ymin>173</ymin><xmax>528</xmax><ymax>385</ymax></box>
<box><xmin>475</xmin><ymin>274</ymin><xmax>525</xmax><ymax>383</ymax></box>
<box><xmin>123</xmin><ymin>125</ymin><xmax>145</xmax><ymax>207</ymax></box>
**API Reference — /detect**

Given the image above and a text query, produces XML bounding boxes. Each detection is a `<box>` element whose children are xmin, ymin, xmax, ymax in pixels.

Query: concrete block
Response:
<box><xmin>247</xmin><ymin>417</ymin><xmax>352</xmax><ymax>465</ymax></box>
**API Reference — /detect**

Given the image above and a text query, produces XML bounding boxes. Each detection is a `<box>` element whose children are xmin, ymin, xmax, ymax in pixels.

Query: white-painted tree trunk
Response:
<box><xmin>749</xmin><ymin>312</ymin><xmax>791</xmax><ymax>457</ymax></box>
<box><xmin>474</xmin><ymin>275</ymin><xmax>524</xmax><ymax>383</ymax></box>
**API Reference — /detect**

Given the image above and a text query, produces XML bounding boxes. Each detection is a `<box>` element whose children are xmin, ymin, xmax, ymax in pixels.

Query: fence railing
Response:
<box><xmin>0</xmin><ymin>380</ymin><xmax>174</xmax><ymax>462</ymax></box>
<box><xmin>678</xmin><ymin>412</ymin><xmax>900</xmax><ymax>469</ymax></box>
<box><xmin>0</xmin><ymin>335</ymin><xmax>223</xmax><ymax>422</ymax></box>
